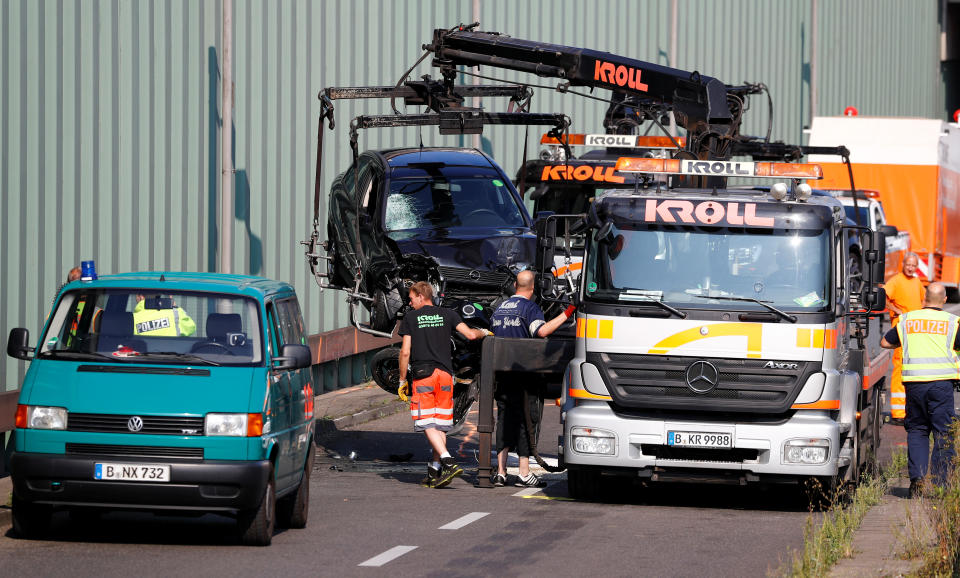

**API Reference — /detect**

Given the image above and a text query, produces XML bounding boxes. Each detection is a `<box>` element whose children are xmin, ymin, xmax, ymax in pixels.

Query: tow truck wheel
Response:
<box><xmin>12</xmin><ymin>492</ymin><xmax>52</xmax><ymax>539</ymax></box>
<box><xmin>567</xmin><ymin>466</ymin><xmax>603</xmax><ymax>501</ymax></box>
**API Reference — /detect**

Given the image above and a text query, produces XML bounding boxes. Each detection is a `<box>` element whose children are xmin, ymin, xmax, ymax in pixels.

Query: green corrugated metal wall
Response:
<box><xmin>0</xmin><ymin>0</ymin><xmax>946</xmax><ymax>391</ymax></box>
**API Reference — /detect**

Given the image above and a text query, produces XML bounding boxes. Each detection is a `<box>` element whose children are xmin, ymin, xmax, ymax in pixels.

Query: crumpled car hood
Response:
<box><xmin>387</xmin><ymin>228</ymin><xmax>536</xmax><ymax>270</ymax></box>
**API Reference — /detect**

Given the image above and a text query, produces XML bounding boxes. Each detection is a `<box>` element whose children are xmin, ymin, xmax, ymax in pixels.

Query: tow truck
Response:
<box><xmin>412</xmin><ymin>25</ymin><xmax>891</xmax><ymax>497</ymax></box>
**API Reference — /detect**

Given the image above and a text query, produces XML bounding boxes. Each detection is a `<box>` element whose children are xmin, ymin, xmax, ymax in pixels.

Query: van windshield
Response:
<box><xmin>38</xmin><ymin>289</ymin><xmax>263</xmax><ymax>366</ymax></box>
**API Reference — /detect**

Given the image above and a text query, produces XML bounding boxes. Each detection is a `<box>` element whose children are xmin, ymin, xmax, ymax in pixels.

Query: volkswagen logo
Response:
<box><xmin>685</xmin><ymin>361</ymin><xmax>720</xmax><ymax>394</ymax></box>
<box><xmin>127</xmin><ymin>416</ymin><xmax>144</xmax><ymax>432</ymax></box>
<box><xmin>468</xmin><ymin>269</ymin><xmax>482</xmax><ymax>281</ymax></box>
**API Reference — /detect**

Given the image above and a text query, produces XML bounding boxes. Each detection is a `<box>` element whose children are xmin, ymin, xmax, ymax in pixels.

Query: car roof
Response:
<box><xmin>377</xmin><ymin>147</ymin><xmax>497</xmax><ymax>168</ymax></box>
<box><xmin>60</xmin><ymin>272</ymin><xmax>295</xmax><ymax>300</ymax></box>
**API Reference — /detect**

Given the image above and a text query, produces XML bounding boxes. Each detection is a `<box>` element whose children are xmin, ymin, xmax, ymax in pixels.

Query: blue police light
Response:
<box><xmin>80</xmin><ymin>260</ymin><xmax>97</xmax><ymax>281</ymax></box>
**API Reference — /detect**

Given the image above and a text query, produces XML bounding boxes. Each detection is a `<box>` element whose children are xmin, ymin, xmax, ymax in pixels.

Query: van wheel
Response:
<box><xmin>238</xmin><ymin>467</ymin><xmax>276</xmax><ymax>546</ymax></box>
<box><xmin>278</xmin><ymin>445</ymin><xmax>314</xmax><ymax>529</ymax></box>
<box><xmin>12</xmin><ymin>493</ymin><xmax>52</xmax><ymax>539</ymax></box>
<box><xmin>567</xmin><ymin>466</ymin><xmax>603</xmax><ymax>501</ymax></box>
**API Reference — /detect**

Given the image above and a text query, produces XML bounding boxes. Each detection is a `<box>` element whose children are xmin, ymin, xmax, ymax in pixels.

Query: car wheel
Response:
<box><xmin>12</xmin><ymin>492</ymin><xmax>53</xmax><ymax>539</ymax></box>
<box><xmin>370</xmin><ymin>288</ymin><xmax>403</xmax><ymax>332</ymax></box>
<box><xmin>278</xmin><ymin>444</ymin><xmax>314</xmax><ymax>529</ymax></box>
<box><xmin>238</xmin><ymin>466</ymin><xmax>276</xmax><ymax>546</ymax></box>
<box><xmin>371</xmin><ymin>347</ymin><xmax>402</xmax><ymax>394</ymax></box>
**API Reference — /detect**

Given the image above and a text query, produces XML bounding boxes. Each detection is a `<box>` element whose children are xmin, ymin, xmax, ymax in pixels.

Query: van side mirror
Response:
<box><xmin>272</xmin><ymin>344</ymin><xmax>312</xmax><ymax>370</ymax></box>
<box><xmin>7</xmin><ymin>328</ymin><xmax>34</xmax><ymax>360</ymax></box>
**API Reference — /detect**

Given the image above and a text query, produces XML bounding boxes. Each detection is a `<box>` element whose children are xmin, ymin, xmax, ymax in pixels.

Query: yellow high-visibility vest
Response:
<box><xmin>896</xmin><ymin>308</ymin><xmax>960</xmax><ymax>382</ymax></box>
<box><xmin>133</xmin><ymin>301</ymin><xmax>197</xmax><ymax>337</ymax></box>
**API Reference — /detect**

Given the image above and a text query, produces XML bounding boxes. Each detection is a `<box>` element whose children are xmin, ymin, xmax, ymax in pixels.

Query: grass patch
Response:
<box><xmin>772</xmin><ymin>452</ymin><xmax>905</xmax><ymax>577</ymax></box>
<box><xmin>913</xmin><ymin>421</ymin><xmax>960</xmax><ymax>576</ymax></box>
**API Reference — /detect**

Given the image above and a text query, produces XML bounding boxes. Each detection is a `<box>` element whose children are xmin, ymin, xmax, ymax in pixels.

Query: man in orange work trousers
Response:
<box><xmin>398</xmin><ymin>281</ymin><xmax>487</xmax><ymax>488</ymax></box>
<box><xmin>884</xmin><ymin>253</ymin><xmax>925</xmax><ymax>425</ymax></box>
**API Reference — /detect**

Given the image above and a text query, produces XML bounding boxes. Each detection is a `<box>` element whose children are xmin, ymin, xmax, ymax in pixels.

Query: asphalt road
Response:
<box><xmin>2</xmin><ymin>304</ymin><xmax>956</xmax><ymax>575</ymax></box>
<box><xmin>0</xmin><ymin>401</ymin><xmax>834</xmax><ymax>577</ymax></box>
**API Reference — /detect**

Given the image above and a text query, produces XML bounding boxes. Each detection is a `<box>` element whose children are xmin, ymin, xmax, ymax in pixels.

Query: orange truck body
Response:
<box><xmin>808</xmin><ymin>117</ymin><xmax>960</xmax><ymax>291</ymax></box>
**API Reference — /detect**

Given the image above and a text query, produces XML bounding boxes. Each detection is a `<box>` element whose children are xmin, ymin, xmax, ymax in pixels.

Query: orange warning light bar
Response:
<box><xmin>541</xmin><ymin>133</ymin><xmax>686</xmax><ymax>149</ymax></box>
<box><xmin>615</xmin><ymin>157</ymin><xmax>823</xmax><ymax>180</ymax></box>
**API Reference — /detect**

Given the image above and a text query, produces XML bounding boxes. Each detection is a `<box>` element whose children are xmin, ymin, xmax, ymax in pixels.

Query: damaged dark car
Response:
<box><xmin>326</xmin><ymin>147</ymin><xmax>537</xmax><ymax>332</ymax></box>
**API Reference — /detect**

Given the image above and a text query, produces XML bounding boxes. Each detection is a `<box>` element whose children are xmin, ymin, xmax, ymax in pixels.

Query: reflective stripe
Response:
<box><xmin>434</xmin><ymin>418</ymin><xmax>454</xmax><ymax>425</ymax></box>
<box><xmin>411</xmin><ymin>407</ymin><xmax>436</xmax><ymax>415</ymax></box>
<box><xmin>173</xmin><ymin>308</ymin><xmax>181</xmax><ymax>337</ymax></box>
<box><xmin>903</xmin><ymin>367</ymin><xmax>959</xmax><ymax>377</ymax></box>
<box><xmin>905</xmin><ymin>356</ymin><xmax>957</xmax><ymax>364</ymax></box>
<box><xmin>416</xmin><ymin>385</ymin><xmax>434</xmax><ymax>393</ymax></box>
<box><xmin>434</xmin><ymin>407</ymin><xmax>453</xmax><ymax>416</ymax></box>
<box><xmin>440</xmin><ymin>385</ymin><xmax>452</xmax><ymax>392</ymax></box>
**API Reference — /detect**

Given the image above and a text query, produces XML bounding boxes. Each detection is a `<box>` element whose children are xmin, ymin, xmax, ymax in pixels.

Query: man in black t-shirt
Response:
<box><xmin>398</xmin><ymin>281</ymin><xmax>486</xmax><ymax>488</ymax></box>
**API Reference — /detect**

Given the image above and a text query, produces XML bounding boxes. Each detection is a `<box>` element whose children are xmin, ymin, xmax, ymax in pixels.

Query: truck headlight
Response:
<box><xmin>782</xmin><ymin>438</ymin><xmax>829</xmax><ymax>464</ymax></box>
<box><xmin>205</xmin><ymin>413</ymin><xmax>249</xmax><ymax>436</ymax></box>
<box><xmin>16</xmin><ymin>405</ymin><xmax>67</xmax><ymax>430</ymax></box>
<box><xmin>571</xmin><ymin>427</ymin><xmax>616</xmax><ymax>455</ymax></box>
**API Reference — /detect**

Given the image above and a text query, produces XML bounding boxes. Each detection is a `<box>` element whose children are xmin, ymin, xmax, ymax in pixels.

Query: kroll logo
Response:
<box><xmin>593</xmin><ymin>60</ymin><xmax>649</xmax><ymax>92</ymax></box>
<box><xmin>540</xmin><ymin>165</ymin><xmax>625</xmax><ymax>184</ymax></box>
<box><xmin>643</xmin><ymin>200</ymin><xmax>775</xmax><ymax>227</ymax></box>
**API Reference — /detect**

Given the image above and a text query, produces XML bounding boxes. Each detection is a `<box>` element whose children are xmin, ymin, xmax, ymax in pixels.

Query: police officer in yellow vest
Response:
<box><xmin>133</xmin><ymin>294</ymin><xmax>197</xmax><ymax>337</ymax></box>
<box><xmin>881</xmin><ymin>282</ymin><xmax>960</xmax><ymax>497</ymax></box>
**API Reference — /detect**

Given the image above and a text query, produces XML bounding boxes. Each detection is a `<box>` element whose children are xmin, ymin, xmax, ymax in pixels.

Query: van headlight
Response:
<box><xmin>571</xmin><ymin>427</ymin><xmax>616</xmax><ymax>455</ymax></box>
<box><xmin>16</xmin><ymin>405</ymin><xmax>67</xmax><ymax>430</ymax></box>
<box><xmin>205</xmin><ymin>413</ymin><xmax>248</xmax><ymax>436</ymax></box>
<box><xmin>782</xmin><ymin>438</ymin><xmax>830</xmax><ymax>464</ymax></box>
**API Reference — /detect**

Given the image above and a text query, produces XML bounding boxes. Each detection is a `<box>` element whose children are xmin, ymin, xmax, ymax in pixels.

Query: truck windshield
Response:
<box><xmin>584</xmin><ymin>225</ymin><xmax>832</xmax><ymax>312</ymax></box>
<box><xmin>385</xmin><ymin>177</ymin><xmax>527</xmax><ymax>231</ymax></box>
<box><xmin>38</xmin><ymin>289</ymin><xmax>263</xmax><ymax>366</ymax></box>
<box><xmin>843</xmin><ymin>205</ymin><xmax>870</xmax><ymax>226</ymax></box>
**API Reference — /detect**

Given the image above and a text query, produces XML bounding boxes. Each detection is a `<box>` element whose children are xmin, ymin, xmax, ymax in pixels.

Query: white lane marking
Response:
<box><xmin>438</xmin><ymin>511</ymin><xmax>490</xmax><ymax>530</ymax></box>
<box><xmin>513</xmin><ymin>487</ymin><xmax>545</xmax><ymax>497</ymax></box>
<box><xmin>358</xmin><ymin>545</ymin><xmax>418</xmax><ymax>567</ymax></box>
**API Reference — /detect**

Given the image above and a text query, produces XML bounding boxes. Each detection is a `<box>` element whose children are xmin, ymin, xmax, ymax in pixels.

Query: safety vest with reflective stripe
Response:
<box><xmin>896</xmin><ymin>308</ymin><xmax>960</xmax><ymax>382</ymax></box>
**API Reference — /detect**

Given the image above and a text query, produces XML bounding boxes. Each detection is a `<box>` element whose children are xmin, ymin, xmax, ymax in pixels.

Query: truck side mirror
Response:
<box><xmin>272</xmin><ymin>344</ymin><xmax>312</xmax><ymax>370</ymax></box>
<box><xmin>7</xmin><ymin>328</ymin><xmax>34</xmax><ymax>360</ymax></box>
<box><xmin>864</xmin><ymin>231</ymin><xmax>887</xmax><ymax>286</ymax></box>
<box><xmin>865</xmin><ymin>286</ymin><xmax>886</xmax><ymax>313</ymax></box>
<box><xmin>535</xmin><ymin>217</ymin><xmax>558</xmax><ymax>282</ymax></box>
<box><xmin>879</xmin><ymin>224</ymin><xmax>898</xmax><ymax>237</ymax></box>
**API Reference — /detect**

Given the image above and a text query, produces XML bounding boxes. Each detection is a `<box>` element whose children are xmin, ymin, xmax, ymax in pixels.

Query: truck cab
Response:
<box><xmin>552</xmin><ymin>160</ymin><xmax>890</xmax><ymax>499</ymax></box>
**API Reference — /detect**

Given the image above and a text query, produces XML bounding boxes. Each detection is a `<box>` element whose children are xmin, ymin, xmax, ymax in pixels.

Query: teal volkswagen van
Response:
<box><xmin>6</xmin><ymin>272</ymin><xmax>316</xmax><ymax>546</ymax></box>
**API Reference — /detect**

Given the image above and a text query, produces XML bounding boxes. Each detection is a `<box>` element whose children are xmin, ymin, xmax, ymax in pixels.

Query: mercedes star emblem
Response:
<box><xmin>127</xmin><ymin>416</ymin><xmax>144</xmax><ymax>432</ymax></box>
<box><xmin>685</xmin><ymin>361</ymin><xmax>720</xmax><ymax>394</ymax></box>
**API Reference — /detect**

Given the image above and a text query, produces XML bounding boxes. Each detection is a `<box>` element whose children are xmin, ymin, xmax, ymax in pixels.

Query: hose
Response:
<box><xmin>522</xmin><ymin>386</ymin><xmax>565</xmax><ymax>473</ymax></box>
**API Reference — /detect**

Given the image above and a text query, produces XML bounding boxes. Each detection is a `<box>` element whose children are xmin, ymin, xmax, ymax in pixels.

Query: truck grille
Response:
<box><xmin>640</xmin><ymin>445</ymin><xmax>760</xmax><ymax>463</ymax></box>
<box><xmin>68</xmin><ymin>413</ymin><xmax>204</xmax><ymax>436</ymax></box>
<box><xmin>586</xmin><ymin>352</ymin><xmax>816</xmax><ymax>414</ymax></box>
<box><xmin>65</xmin><ymin>443</ymin><xmax>203</xmax><ymax>460</ymax></box>
<box><xmin>438</xmin><ymin>266</ymin><xmax>509</xmax><ymax>287</ymax></box>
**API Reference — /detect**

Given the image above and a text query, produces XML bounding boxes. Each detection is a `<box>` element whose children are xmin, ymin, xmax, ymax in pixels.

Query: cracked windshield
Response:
<box><xmin>585</xmin><ymin>225</ymin><xmax>831</xmax><ymax>311</ymax></box>
<box><xmin>384</xmin><ymin>177</ymin><xmax>527</xmax><ymax>231</ymax></box>
<box><xmin>38</xmin><ymin>289</ymin><xmax>264</xmax><ymax>365</ymax></box>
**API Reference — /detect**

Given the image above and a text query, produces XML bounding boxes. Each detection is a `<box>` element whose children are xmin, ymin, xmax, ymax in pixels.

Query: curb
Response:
<box><xmin>315</xmin><ymin>398</ymin><xmax>409</xmax><ymax>439</ymax></box>
<box><xmin>0</xmin><ymin>506</ymin><xmax>9</xmax><ymax>530</ymax></box>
